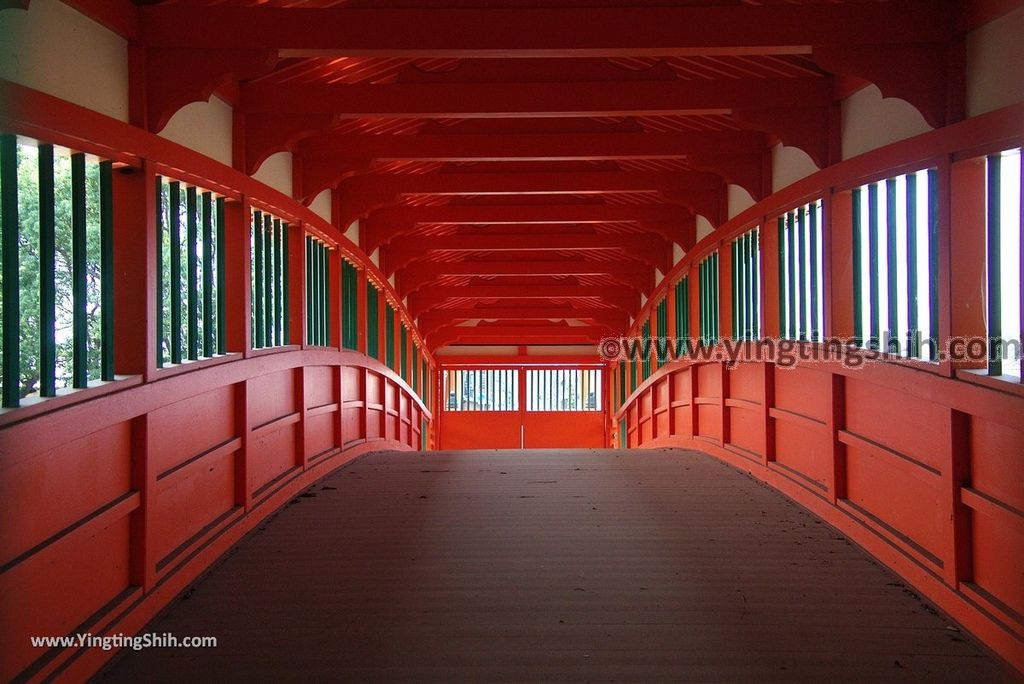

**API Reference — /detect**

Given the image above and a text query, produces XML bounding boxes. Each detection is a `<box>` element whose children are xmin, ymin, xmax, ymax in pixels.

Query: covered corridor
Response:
<box><xmin>1</xmin><ymin>0</ymin><xmax>1023</xmax><ymax>681</ymax></box>
<box><xmin>101</xmin><ymin>449</ymin><xmax>1009</xmax><ymax>682</ymax></box>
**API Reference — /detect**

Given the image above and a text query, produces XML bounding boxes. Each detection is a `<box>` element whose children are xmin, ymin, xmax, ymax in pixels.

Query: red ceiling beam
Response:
<box><xmin>397</xmin><ymin>260</ymin><xmax>655</xmax><ymax>297</ymax></box>
<box><xmin>138</xmin><ymin>4</ymin><xmax>950</xmax><ymax>55</ymax></box>
<box><xmin>238</xmin><ymin>78</ymin><xmax>830</xmax><ymax>118</ymax></box>
<box><xmin>363</xmin><ymin>203</ymin><xmax>694</xmax><ymax>253</ymax></box>
<box><xmin>418</xmin><ymin>307</ymin><xmax>628</xmax><ymax>336</ymax></box>
<box><xmin>383</xmin><ymin>233</ymin><xmax>670</xmax><ymax>276</ymax></box>
<box><xmin>296</xmin><ymin>130</ymin><xmax>767</xmax><ymax>163</ymax></box>
<box><xmin>429</xmin><ymin>326</ymin><xmax>607</xmax><ymax>349</ymax></box>
<box><xmin>410</xmin><ymin>285</ymin><xmax>640</xmax><ymax>317</ymax></box>
<box><xmin>326</xmin><ymin>170</ymin><xmax>723</xmax><ymax>226</ymax></box>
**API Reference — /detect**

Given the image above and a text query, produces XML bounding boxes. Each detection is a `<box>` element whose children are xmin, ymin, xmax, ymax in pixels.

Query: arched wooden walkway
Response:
<box><xmin>101</xmin><ymin>449</ymin><xmax>1010</xmax><ymax>682</ymax></box>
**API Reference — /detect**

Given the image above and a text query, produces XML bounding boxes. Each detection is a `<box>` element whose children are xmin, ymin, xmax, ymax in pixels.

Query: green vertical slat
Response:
<box><xmin>305</xmin><ymin>237</ymin><xmax>312</xmax><ymax>344</ymax></box>
<box><xmin>273</xmin><ymin>218</ymin><xmax>282</xmax><ymax>346</ymax></box>
<box><xmin>202</xmin><ymin>192</ymin><xmax>214</xmax><ymax>357</ymax></box>
<box><xmin>777</xmin><ymin>216</ymin><xmax>787</xmax><ymax>338</ymax></box>
<box><xmin>731</xmin><ymin>239</ymin><xmax>739</xmax><ymax>339</ymax></box>
<box><xmin>282</xmin><ymin>223</ymin><xmax>290</xmax><ymax>346</ymax></box>
<box><xmin>216</xmin><ymin>197</ymin><xmax>226</xmax><ymax>355</ymax></box>
<box><xmin>323</xmin><ymin>245</ymin><xmax>330</xmax><ymax>346</ymax></box>
<box><xmin>906</xmin><ymin>175</ymin><xmax>919</xmax><ymax>358</ymax></box>
<box><xmin>253</xmin><ymin>211</ymin><xmax>264</xmax><ymax>349</ymax></box>
<box><xmin>39</xmin><ymin>145</ymin><xmax>56</xmax><ymax>396</ymax></box>
<box><xmin>986</xmin><ymin>155</ymin><xmax>1002</xmax><ymax>376</ymax></box>
<box><xmin>317</xmin><ymin>243</ymin><xmax>325</xmax><ymax>345</ymax></box>
<box><xmin>156</xmin><ymin>178</ymin><xmax>165</xmax><ymax>366</ymax></box>
<box><xmin>797</xmin><ymin>208</ymin><xmax>807</xmax><ymax>340</ymax></box>
<box><xmin>263</xmin><ymin>214</ymin><xmax>273</xmax><ymax>346</ymax></box>
<box><xmin>99</xmin><ymin>160</ymin><xmax>114</xmax><ymax>380</ymax></box>
<box><xmin>169</xmin><ymin>182</ymin><xmax>182</xmax><ymax>362</ymax></box>
<box><xmin>927</xmin><ymin>169</ymin><xmax>940</xmax><ymax>361</ymax></box>
<box><xmin>867</xmin><ymin>183</ymin><xmax>880</xmax><ymax>349</ymax></box>
<box><xmin>753</xmin><ymin>231</ymin><xmax>761</xmax><ymax>338</ymax></box>
<box><xmin>312</xmin><ymin>242</ymin><xmax>319</xmax><ymax>345</ymax></box>
<box><xmin>885</xmin><ymin>178</ymin><xmax>899</xmax><ymax>353</ymax></box>
<box><xmin>852</xmin><ymin>190</ymin><xmax>863</xmax><ymax>347</ymax></box>
<box><xmin>808</xmin><ymin>205</ymin><xmax>819</xmax><ymax>342</ymax></box>
<box><xmin>786</xmin><ymin>213</ymin><xmax>797</xmax><ymax>340</ymax></box>
<box><xmin>186</xmin><ymin>186</ymin><xmax>198</xmax><ymax>360</ymax></box>
<box><xmin>744</xmin><ymin>233</ymin><xmax>751</xmax><ymax>339</ymax></box>
<box><xmin>698</xmin><ymin>260</ymin><xmax>705</xmax><ymax>345</ymax></box>
<box><xmin>71</xmin><ymin>152</ymin><xmax>88</xmax><ymax>388</ymax></box>
<box><xmin>1</xmin><ymin>135</ymin><xmax>20</xmax><ymax>406</ymax></box>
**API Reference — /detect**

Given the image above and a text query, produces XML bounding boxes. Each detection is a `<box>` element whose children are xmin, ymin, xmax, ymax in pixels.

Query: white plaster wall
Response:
<box><xmin>0</xmin><ymin>0</ymin><xmax>128</xmax><ymax>121</ymax></box>
<box><xmin>309</xmin><ymin>189</ymin><xmax>332</xmax><ymax>223</ymax></box>
<box><xmin>696</xmin><ymin>215</ymin><xmax>715</xmax><ymax>242</ymax></box>
<box><xmin>726</xmin><ymin>185</ymin><xmax>755</xmax><ymax>220</ymax></box>
<box><xmin>251</xmin><ymin>151</ymin><xmax>293</xmax><ymax>198</ymax></box>
<box><xmin>348</xmin><ymin>219</ymin><xmax>361</xmax><ymax>248</ymax></box>
<box><xmin>966</xmin><ymin>6</ymin><xmax>1024</xmax><ymax>118</ymax></box>
<box><xmin>840</xmin><ymin>85</ymin><xmax>932</xmax><ymax>160</ymax></box>
<box><xmin>159</xmin><ymin>98</ymin><xmax>233</xmax><ymax>166</ymax></box>
<box><xmin>672</xmin><ymin>243</ymin><xmax>685</xmax><ymax>266</ymax></box>
<box><xmin>771</xmin><ymin>143</ymin><xmax>819</xmax><ymax>193</ymax></box>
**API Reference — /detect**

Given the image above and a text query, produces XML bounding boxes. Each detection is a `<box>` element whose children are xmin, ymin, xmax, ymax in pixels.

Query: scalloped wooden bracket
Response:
<box><xmin>246</xmin><ymin>112</ymin><xmax>338</xmax><ymax>178</ymax></box>
<box><xmin>686</xmin><ymin>153</ymin><xmax>766</xmax><ymax>202</ymax></box>
<box><xmin>142</xmin><ymin>48</ymin><xmax>277</xmax><ymax>133</ymax></box>
<box><xmin>732</xmin><ymin>106</ymin><xmax>831</xmax><ymax>170</ymax></box>
<box><xmin>812</xmin><ymin>43</ymin><xmax>954</xmax><ymax>129</ymax></box>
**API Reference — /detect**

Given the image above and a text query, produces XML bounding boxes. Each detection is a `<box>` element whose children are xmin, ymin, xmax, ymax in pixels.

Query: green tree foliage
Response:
<box><xmin>2</xmin><ymin>144</ymin><xmax>105</xmax><ymax>399</ymax></box>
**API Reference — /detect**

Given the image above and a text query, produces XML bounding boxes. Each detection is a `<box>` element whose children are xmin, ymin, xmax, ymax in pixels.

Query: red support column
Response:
<box><xmin>295</xmin><ymin>366</ymin><xmax>308</xmax><ymax>469</ymax></box>
<box><xmin>760</xmin><ymin>361</ymin><xmax>775</xmax><ymax>466</ymax></box>
<box><xmin>948</xmin><ymin>157</ymin><xmax>987</xmax><ymax>370</ymax></box>
<box><xmin>828</xmin><ymin>191</ymin><xmax>855</xmax><ymax>339</ymax></box>
<box><xmin>824</xmin><ymin>372</ymin><xmax>846</xmax><ymax>503</ymax></box>
<box><xmin>329</xmin><ymin>246</ymin><xmax>342</xmax><ymax>348</ymax></box>
<box><xmin>943</xmin><ymin>409</ymin><xmax>973</xmax><ymax>586</ymax></box>
<box><xmin>112</xmin><ymin>160</ymin><xmax>157</xmax><ymax>381</ymax></box>
<box><xmin>356</xmin><ymin>267</ymin><xmax>368</xmax><ymax>354</ymax></box>
<box><xmin>288</xmin><ymin>222</ymin><xmax>305</xmax><ymax>348</ymax></box>
<box><xmin>760</xmin><ymin>212</ymin><xmax>781</xmax><ymax>340</ymax></box>
<box><xmin>234</xmin><ymin>379</ymin><xmax>252</xmax><ymax>511</ymax></box>
<box><xmin>223</xmin><ymin>196</ymin><xmax>253</xmax><ymax>357</ymax></box>
<box><xmin>719</xmin><ymin>238</ymin><xmax>734</xmax><ymax>342</ymax></box>
<box><xmin>128</xmin><ymin>414</ymin><xmax>155</xmax><ymax>592</ymax></box>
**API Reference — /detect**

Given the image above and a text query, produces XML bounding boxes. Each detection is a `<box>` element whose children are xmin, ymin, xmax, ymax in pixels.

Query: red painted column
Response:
<box><xmin>943</xmin><ymin>408</ymin><xmax>973</xmax><ymax>587</ymax></box>
<box><xmin>223</xmin><ymin>196</ymin><xmax>253</xmax><ymax>357</ymax></box>
<box><xmin>356</xmin><ymin>267</ymin><xmax>368</xmax><ymax>354</ymax></box>
<box><xmin>112</xmin><ymin>159</ymin><xmax>157</xmax><ymax>381</ymax></box>
<box><xmin>948</xmin><ymin>157</ymin><xmax>987</xmax><ymax>370</ymax></box>
<box><xmin>760</xmin><ymin>212</ymin><xmax>781</xmax><ymax>340</ymax></box>
<box><xmin>828</xmin><ymin>191</ymin><xmax>855</xmax><ymax>339</ymax></box>
<box><xmin>719</xmin><ymin>237</ymin><xmax>734</xmax><ymax>342</ymax></box>
<box><xmin>329</xmin><ymin>246</ymin><xmax>342</xmax><ymax>349</ymax></box>
<box><xmin>128</xmin><ymin>414</ymin><xmax>155</xmax><ymax>592</ymax></box>
<box><xmin>288</xmin><ymin>222</ymin><xmax>305</xmax><ymax>348</ymax></box>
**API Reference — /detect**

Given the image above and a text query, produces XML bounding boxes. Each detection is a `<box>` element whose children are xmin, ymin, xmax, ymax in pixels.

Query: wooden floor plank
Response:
<box><xmin>100</xmin><ymin>448</ymin><xmax>1014</xmax><ymax>683</ymax></box>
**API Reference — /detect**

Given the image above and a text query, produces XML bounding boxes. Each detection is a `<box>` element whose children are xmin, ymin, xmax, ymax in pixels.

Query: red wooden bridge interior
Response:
<box><xmin>0</xmin><ymin>0</ymin><xmax>1021</xmax><ymax>681</ymax></box>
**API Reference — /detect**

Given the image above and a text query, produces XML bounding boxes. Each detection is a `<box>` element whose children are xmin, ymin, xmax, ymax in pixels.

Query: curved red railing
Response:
<box><xmin>614</xmin><ymin>103</ymin><xmax>1024</xmax><ymax>672</ymax></box>
<box><xmin>0</xmin><ymin>81</ymin><xmax>433</xmax><ymax>682</ymax></box>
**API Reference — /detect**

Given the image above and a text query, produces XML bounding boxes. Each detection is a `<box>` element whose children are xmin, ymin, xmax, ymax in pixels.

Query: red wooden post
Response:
<box><xmin>112</xmin><ymin>160</ymin><xmax>157</xmax><ymax>381</ymax></box>
<box><xmin>828</xmin><ymin>191</ymin><xmax>855</xmax><ymax>339</ymax></box>
<box><xmin>760</xmin><ymin>212</ymin><xmax>781</xmax><ymax>340</ymax></box>
<box><xmin>288</xmin><ymin>222</ymin><xmax>305</xmax><ymax>348</ymax></box>
<box><xmin>234</xmin><ymin>379</ymin><xmax>252</xmax><ymax>511</ymax></box>
<box><xmin>944</xmin><ymin>408</ymin><xmax>973</xmax><ymax>586</ymax></box>
<box><xmin>128</xmin><ymin>414</ymin><xmax>155</xmax><ymax>592</ymax></box>
<box><xmin>824</xmin><ymin>372</ymin><xmax>846</xmax><ymax>502</ymax></box>
<box><xmin>330</xmin><ymin>246</ymin><xmax>342</xmax><ymax>349</ymax></box>
<box><xmin>356</xmin><ymin>267</ymin><xmax>368</xmax><ymax>354</ymax></box>
<box><xmin>948</xmin><ymin>157</ymin><xmax>987</xmax><ymax>370</ymax></box>
<box><xmin>295</xmin><ymin>366</ymin><xmax>308</xmax><ymax>468</ymax></box>
<box><xmin>223</xmin><ymin>196</ymin><xmax>253</xmax><ymax>357</ymax></box>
